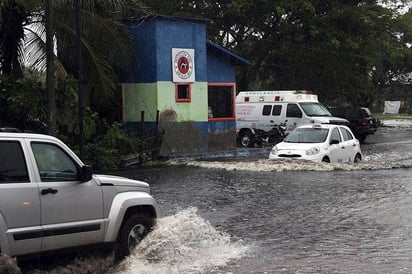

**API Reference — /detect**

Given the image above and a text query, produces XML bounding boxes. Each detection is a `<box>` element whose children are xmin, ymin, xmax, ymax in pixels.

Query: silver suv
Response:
<box><xmin>0</xmin><ymin>132</ymin><xmax>158</xmax><ymax>259</ymax></box>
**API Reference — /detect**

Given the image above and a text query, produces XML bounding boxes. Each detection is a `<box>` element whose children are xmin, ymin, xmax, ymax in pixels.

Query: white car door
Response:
<box><xmin>0</xmin><ymin>140</ymin><xmax>41</xmax><ymax>256</ymax></box>
<box><xmin>29</xmin><ymin>141</ymin><xmax>105</xmax><ymax>252</ymax></box>
<box><xmin>339</xmin><ymin>127</ymin><xmax>358</xmax><ymax>162</ymax></box>
<box><xmin>328</xmin><ymin>127</ymin><xmax>344</xmax><ymax>163</ymax></box>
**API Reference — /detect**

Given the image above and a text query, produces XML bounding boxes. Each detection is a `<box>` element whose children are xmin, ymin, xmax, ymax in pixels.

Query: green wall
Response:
<box><xmin>123</xmin><ymin>83</ymin><xmax>158</xmax><ymax>122</ymax></box>
<box><xmin>123</xmin><ymin>82</ymin><xmax>208</xmax><ymax>122</ymax></box>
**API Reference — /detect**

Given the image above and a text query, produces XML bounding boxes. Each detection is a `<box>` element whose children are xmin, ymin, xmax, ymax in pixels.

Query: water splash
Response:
<box><xmin>168</xmin><ymin>127</ymin><xmax>412</xmax><ymax>172</ymax></box>
<box><xmin>168</xmin><ymin>154</ymin><xmax>412</xmax><ymax>172</ymax></box>
<box><xmin>20</xmin><ymin>208</ymin><xmax>248</xmax><ymax>274</ymax></box>
<box><xmin>117</xmin><ymin>207</ymin><xmax>249</xmax><ymax>274</ymax></box>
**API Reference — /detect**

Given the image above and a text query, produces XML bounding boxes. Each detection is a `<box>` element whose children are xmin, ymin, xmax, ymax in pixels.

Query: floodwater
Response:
<box><xmin>20</xmin><ymin>127</ymin><xmax>412</xmax><ymax>273</ymax></box>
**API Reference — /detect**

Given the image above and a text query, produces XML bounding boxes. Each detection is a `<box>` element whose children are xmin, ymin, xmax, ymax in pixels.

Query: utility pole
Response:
<box><xmin>75</xmin><ymin>0</ymin><xmax>85</xmax><ymax>160</ymax></box>
<box><xmin>45</xmin><ymin>0</ymin><xmax>56</xmax><ymax>136</ymax></box>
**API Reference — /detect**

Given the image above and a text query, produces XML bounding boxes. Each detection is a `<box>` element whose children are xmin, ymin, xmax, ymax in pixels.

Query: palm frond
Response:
<box><xmin>58</xmin><ymin>0</ymin><xmax>151</xmax><ymax>18</ymax></box>
<box><xmin>23</xmin><ymin>24</ymin><xmax>46</xmax><ymax>70</ymax></box>
<box><xmin>8</xmin><ymin>0</ymin><xmax>149</xmax><ymax>107</ymax></box>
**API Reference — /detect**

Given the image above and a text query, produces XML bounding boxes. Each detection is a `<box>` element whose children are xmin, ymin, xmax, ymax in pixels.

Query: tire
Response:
<box><xmin>115</xmin><ymin>213</ymin><xmax>154</xmax><ymax>260</ymax></box>
<box><xmin>322</xmin><ymin>156</ymin><xmax>330</xmax><ymax>163</ymax></box>
<box><xmin>239</xmin><ymin>131</ymin><xmax>254</xmax><ymax>148</ymax></box>
<box><xmin>354</xmin><ymin>153</ymin><xmax>362</xmax><ymax>163</ymax></box>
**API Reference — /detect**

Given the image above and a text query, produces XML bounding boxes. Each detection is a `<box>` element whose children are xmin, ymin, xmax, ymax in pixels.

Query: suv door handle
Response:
<box><xmin>41</xmin><ymin>188</ymin><xmax>58</xmax><ymax>195</ymax></box>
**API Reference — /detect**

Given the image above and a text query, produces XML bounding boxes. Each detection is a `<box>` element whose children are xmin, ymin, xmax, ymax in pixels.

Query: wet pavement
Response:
<box><xmin>19</xmin><ymin>127</ymin><xmax>412</xmax><ymax>274</ymax></box>
<box><xmin>114</xmin><ymin>127</ymin><xmax>412</xmax><ymax>274</ymax></box>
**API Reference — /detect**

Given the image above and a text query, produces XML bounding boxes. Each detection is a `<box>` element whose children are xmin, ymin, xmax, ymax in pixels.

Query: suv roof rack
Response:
<box><xmin>0</xmin><ymin>127</ymin><xmax>22</xmax><ymax>133</ymax></box>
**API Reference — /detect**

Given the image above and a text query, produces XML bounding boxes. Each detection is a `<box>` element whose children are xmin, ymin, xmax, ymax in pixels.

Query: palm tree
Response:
<box><xmin>0</xmin><ymin>0</ymin><xmax>28</xmax><ymax>75</ymax></box>
<box><xmin>1</xmin><ymin>0</ymin><xmax>151</xmax><ymax>134</ymax></box>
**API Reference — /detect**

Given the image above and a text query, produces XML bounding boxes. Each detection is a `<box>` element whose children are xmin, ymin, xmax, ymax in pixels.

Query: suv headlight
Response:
<box><xmin>306</xmin><ymin>146</ymin><xmax>320</xmax><ymax>155</ymax></box>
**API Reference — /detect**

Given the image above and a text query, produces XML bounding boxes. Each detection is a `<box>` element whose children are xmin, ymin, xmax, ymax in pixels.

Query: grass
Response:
<box><xmin>375</xmin><ymin>113</ymin><xmax>412</xmax><ymax>121</ymax></box>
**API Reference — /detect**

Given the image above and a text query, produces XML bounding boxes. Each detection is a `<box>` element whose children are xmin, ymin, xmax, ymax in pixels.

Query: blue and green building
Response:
<box><xmin>120</xmin><ymin>16</ymin><xmax>250</xmax><ymax>155</ymax></box>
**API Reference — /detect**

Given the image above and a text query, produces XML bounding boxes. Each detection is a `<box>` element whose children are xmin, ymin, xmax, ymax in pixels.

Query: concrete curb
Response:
<box><xmin>164</xmin><ymin>147</ymin><xmax>272</xmax><ymax>160</ymax></box>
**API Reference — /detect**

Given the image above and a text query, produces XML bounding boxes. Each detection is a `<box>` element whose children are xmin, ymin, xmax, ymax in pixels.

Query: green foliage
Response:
<box><xmin>49</xmin><ymin>0</ymin><xmax>149</xmax><ymax>111</ymax></box>
<box><xmin>1</xmin><ymin>70</ymin><xmax>141</xmax><ymax>170</ymax></box>
<box><xmin>1</xmin><ymin>1</ymin><xmax>159</xmax><ymax>169</ymax></box>
<box><xmin>0</xmin><ymin>70</ymin><xmax>48</xmax><ymax>131</ymax></box>
<box><xmin>59</xmin><ymin>111</ymin><xmax>145</xmax><ymax>170</ymax></box>
<box><xmin>145</xmin><ymin>0</ymin><xmax>412</xmax><ymax>107</ymax></box>
<box><xmin>56</xmin><ymin>103</ymin><xmax>143</xmax><ymax>170</ymax></box>
<box><xmin>1</xmin><ymin>0</ymin><xmax>150</xmax><ymax>124</ymax></box>
<box><xmin>80</xmin><ymin>122</ymin><xmax>140</xmax><ymax>170</ymax></box>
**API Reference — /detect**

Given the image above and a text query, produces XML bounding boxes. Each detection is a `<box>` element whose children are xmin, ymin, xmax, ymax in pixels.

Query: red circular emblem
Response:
<box><xmin>174</xmin><ymin>50</ymin><xmax>193</xmax><ymax>80</ymax></box>
<box><xmin>177</xmin><ymin>57</ymin><xmax>190</xmax><ymax>74</ymax></box>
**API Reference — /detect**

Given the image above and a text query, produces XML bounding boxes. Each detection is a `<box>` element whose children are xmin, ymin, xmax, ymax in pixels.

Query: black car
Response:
<box><xmin>328</xmin><ymin>106</ymin><xmax>378</xmax><ymax>143</ymax></box>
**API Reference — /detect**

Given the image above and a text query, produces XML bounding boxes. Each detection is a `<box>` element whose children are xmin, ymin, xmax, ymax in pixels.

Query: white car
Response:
<box><xmin>269</xmin><ymin>124</ymin><xmax>362</xmax><ymax>163</ymax></box>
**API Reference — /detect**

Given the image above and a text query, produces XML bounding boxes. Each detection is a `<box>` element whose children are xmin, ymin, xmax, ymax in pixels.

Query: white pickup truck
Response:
<box><xmin>0</xmin><ymin>130</ymin><xmax>159</xmax><ymax>259</ymax></box>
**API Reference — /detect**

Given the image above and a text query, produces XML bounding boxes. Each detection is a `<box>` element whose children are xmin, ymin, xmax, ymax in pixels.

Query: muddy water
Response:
<box><xmin>128</xmin><ymin>168</ymin><xmax>412</xmax><ymax>273</ymax></box>
<box><xmin>19</xmin><ymin>128</ymin><xmax>412</xmax><ymax>273</ymax></box>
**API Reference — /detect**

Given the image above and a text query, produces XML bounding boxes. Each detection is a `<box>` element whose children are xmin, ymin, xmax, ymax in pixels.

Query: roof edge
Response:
<box><xmin>207</xmin><ymin>40</ymin><xmax>251</xmax><ymax>65</ymax></box>
<box><xmin>123</xmin><ymin>14</ymin><xmax>210</xmax><ymax>24</ymax></box>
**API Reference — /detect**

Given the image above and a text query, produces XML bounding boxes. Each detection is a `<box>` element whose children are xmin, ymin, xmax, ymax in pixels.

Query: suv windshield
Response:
<box><xmin>284</xmin><ymin>128</ymin><xmax>329</xmax><ymax>143</ymax></box>
<box><xmin>300</xmin><ymin>103</ymin><xmax>332</xmax><ymax>116</ymax></box>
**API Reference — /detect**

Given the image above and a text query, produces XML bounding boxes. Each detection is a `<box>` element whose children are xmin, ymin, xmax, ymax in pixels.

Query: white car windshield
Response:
<box><xmin>284</xmin><ymin>128</ymin><xmax>329</xmax><ymax>143</ymax></box>
<box><xmin>300</xmin><ymin>103</ymin><xmax>332</xmax><ymax>116</ymax></box>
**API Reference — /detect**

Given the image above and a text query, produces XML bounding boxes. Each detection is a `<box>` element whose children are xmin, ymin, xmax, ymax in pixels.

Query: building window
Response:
<box><xmin>208</xmin><ymin>84</ymin><xmax>235</xmax><ymax>119</ymax></box>
<box><xmin>176</xmin><ymin>84</ymin><xmax>191</xmax><ymax>102</ymax></box>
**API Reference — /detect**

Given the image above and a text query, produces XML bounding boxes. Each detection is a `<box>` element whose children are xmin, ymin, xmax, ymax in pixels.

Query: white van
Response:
<box><xmin>236</xmin><ymin>90</ymin><xmax>349</xmax><ymax>147</ymax></box>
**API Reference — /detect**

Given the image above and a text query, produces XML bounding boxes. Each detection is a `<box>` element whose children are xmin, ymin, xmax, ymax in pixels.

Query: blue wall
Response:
<box><xmin>207</xmin><ymin>50</ymin><xmax>237</xmax><ymax>83</ymax></box>
<box><xmin>122</xmin><ymin>20</ymin><xmax>157</xmax><ymax>83</ymax></box>
<box><xmin>122</xmin><ymin>17</ymin><xmax>208</xmax><ymax>83</ymax></box>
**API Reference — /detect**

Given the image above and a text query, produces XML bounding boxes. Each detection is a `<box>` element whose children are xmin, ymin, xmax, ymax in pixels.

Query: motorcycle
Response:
<box><xmin>254</xmin><ymin>120</ymin><xmax>288</xmax><ymax>146</ymax></box>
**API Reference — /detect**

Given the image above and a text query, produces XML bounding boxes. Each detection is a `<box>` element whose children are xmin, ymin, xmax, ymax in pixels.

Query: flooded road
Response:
<box><xmin>21</xmin><ymin>127</ymin><xmax>412</xmax><ymax>273</ymax></box>
<box><xmin>116</xmin><ymin>127</ymin><xmax>412</xmax><ymax>273</ymax></box>
<box><xmin>128</xmin><ymin>167</ymin><xmax>411</xmax><ymax>273</ymax></box>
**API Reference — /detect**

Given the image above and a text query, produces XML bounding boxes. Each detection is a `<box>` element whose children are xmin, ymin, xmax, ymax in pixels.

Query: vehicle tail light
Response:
<box><xmin>361</xmin><ymin>118</ymin><xmax>368</xmax><ymax>126</ymax></box>
<box><xmin>244</xmin><ymin>97</ymin><xmax>249</xmax><ymax>102</ymax></box>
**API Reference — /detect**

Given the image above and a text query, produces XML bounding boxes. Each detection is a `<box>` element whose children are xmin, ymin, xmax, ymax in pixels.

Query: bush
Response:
<box><xmin>0</xmin><ymin>72</ymin><xmax>48</xmax><ymax>132</ymax></box>
<box><xmin>82</xmin><ymin>122</ymin><xmax>140</xmax><ymax>170</ymax></box>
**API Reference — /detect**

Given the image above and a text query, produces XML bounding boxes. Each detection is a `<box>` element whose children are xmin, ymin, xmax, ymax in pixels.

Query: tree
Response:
<box><xmin>144</xmin><ymin>0</ymin><xmax>412</xmax><ymax>107</ymax></box>
<box><xmin>0</xmin><ymin>0</ymin><xmax>151</xmax><ymax>131</ymax></box>
<box><xmin>0</xmin><ymin>0</ymin><xmax>28</xmax><ymax>76</ymax></box>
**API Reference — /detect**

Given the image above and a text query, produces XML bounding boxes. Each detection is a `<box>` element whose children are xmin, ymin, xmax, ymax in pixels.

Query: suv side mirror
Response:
<box><xmin>80</xmin><ymin>165</ymin><xmax>93</xmax><ymax>182</ymax></box>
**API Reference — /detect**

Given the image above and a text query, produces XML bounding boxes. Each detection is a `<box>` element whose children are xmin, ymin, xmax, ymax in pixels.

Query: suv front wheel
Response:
<box><xmin>115</xmin><ymin>213</ymin><xmax>155</xmax><ymax>259</ymax></box>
